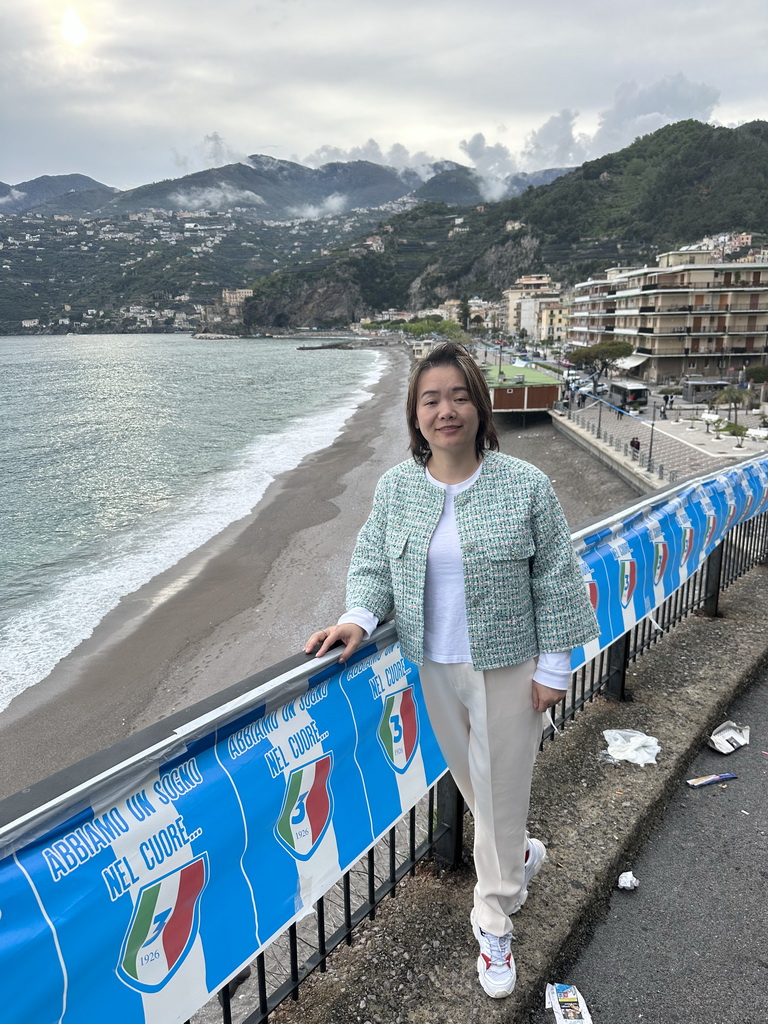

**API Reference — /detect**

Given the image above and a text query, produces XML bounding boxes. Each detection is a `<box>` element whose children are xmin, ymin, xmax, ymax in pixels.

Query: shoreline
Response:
<box><xmin>0</xmin><ymin>355</ymin><xmax>642</xmax><ymax>802</ymax></box>
<box><xmin>0</xmin><ymin>350</ymin><xmax>412</xmax><ymax>799</ymax></box>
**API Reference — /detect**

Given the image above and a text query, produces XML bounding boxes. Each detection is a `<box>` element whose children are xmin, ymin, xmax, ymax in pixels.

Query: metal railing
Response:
<box><xmin>557</xmin><ymin>394</ymin><xmax>767</xmax><ymax>484</ymax></box>
<box><xmin>193</xmin><ymin>509</ymin><xmax>768</xmax><ymax>1024</ymax></box>
<box><xmin>4</xmin><ymin>503</ymin><xmax>767</xmax><ymax>1024</ymax></box>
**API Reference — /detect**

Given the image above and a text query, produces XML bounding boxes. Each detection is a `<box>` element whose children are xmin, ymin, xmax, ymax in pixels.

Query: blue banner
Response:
<box><xmin>2</xmin><ymin>456</ymin><xmax>767</xmax><ymax>1024</ymax></box>
<box><xmin>0</xmin><ymin>640</ymin><xmax>445</xmax><ymax>1024</ymax></box>
<box><xmin>572</xmin><ymin>455</ymin><xmax>768</xmax><ymax>669</ymax></box>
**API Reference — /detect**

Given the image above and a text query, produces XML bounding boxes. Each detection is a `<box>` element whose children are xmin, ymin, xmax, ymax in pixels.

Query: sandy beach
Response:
<box><xmin>0</xmin><ymin>350</ymin><xmax>412</xmax><ymax>800</ymax></box>
<box><xmin>0</xmin><ymin>351</ymin><xmax>639</xmax><ymax>803</ymax></box>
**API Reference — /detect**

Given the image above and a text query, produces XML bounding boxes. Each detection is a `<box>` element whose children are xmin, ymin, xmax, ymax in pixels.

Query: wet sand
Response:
<box><xmin>0</xmin><ymin>355</ymin><xmax>639</xmax><ymax>803</ymax></box>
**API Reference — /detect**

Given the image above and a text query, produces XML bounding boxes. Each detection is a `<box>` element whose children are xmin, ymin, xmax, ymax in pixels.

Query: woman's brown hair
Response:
<box><xmin>406</xmin><ymin>341</ymin><xmax>499</xmax><ymax>465</ymax></box>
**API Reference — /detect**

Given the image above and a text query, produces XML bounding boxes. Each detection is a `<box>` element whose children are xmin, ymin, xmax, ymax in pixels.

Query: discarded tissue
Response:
<box><xmin>545</xmin><ymin>983</ymin><xmax>593</xmax><ymax>1023</ymax></box>
<box><xmin>708</xmin><ymin>720</ymin><xmax>750</xmax><ymax>754</ymax></box>
<box><xmin>602</xmin><ymin>729</ymin><xmax>661</xmax><ymax>765</ymax></box>
<box><xmin>618</xmin><ymin>871</ymin><xmax>639</xmax><ymax>889</ymax></box>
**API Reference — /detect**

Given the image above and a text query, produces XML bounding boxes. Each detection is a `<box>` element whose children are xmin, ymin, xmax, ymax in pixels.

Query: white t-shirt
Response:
<box><xmin>339</xmin><ymin>462</ymin><xmax>572</xmax><ymax>689</ymax></box>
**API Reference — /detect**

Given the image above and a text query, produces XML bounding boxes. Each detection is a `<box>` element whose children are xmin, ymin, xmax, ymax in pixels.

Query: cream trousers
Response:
<box><xmin>418</xmin><ymin>657</ymin><xmax>543</xmax><ymax>937</ymax></box>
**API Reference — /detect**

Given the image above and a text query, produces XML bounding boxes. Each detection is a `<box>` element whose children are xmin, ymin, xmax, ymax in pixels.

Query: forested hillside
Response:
<box><xmin>244</xmin><ymin>120</ymin><xmax>768</xmax><ymax>330</ymax></box>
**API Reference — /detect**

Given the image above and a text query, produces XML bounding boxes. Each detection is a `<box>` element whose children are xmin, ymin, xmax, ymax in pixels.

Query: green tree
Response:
<box><xmin>567</xmin><ymin>339</ymin><xmax>634</xmax><ymax>388</ymax></box>
<box><xmin>459</xmin><ymin>297</ymin><xmax>471</xmax><ymax>331</ymax></box>
<box><xmin>714</xmin><ymin>385</ymin><xmax>749</xmax><ymax>425</ymax></box>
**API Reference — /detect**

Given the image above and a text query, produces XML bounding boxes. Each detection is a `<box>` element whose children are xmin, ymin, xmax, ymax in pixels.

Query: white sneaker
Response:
<box><xmin>470</xmin><ymin>909</ymin><xmax>516</xmax><ymax>998</ymax></box>
<box><xmin>515</xmin><ymin>835</ymin><xmax>548</xmax><ymax>912</ymax></box>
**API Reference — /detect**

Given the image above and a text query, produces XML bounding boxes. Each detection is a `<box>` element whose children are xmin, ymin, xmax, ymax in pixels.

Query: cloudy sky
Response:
<box><xmin>2</xmin><ymin>0</ymin><xmax>768</xmax><ymax>191</ymax></box>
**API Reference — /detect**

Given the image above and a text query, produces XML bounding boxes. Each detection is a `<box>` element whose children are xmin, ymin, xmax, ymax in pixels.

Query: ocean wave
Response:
<box><xmin>0</xmin><ymin>350</ymin><xmax>384</xmax><ymax>713</ymax></box>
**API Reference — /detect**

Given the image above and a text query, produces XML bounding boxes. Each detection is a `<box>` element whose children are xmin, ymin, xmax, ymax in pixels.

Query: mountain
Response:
<box><xmin>242</xmin><ymin>120</ymin><xmax>768</xmax><ymax>329</ymax></box>
<box><xmin>1</xmin><ymin>160</ymin><xmax>574</xmax><ymax>220</ymax></box>
<box><xmin>0</xmin><ymin>174</ymin><xmax>115</xmax><ymax>215</ymax></box>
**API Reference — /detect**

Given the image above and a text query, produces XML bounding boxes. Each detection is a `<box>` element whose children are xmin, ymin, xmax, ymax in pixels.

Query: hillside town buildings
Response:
<box><xmin>568</xmin><ymin>246</ymin><xmax>768</xmax><ymax>384</ymax></box>
<box><xmin>503</xmin><ymin>275</ymin><xmax>568</xmax><ymax>344</ymax></box>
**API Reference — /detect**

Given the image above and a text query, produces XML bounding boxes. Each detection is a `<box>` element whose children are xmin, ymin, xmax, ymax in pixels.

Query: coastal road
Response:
<box><xmin>527</xmin><ymin>668</ymin><xmax>768</xmax><ymax>1024</ymax></box>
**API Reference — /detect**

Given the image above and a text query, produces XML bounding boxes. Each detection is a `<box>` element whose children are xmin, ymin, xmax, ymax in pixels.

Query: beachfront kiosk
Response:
<box><xmin>482</xmin><ymin>363</ymin><xmax>560</xmax><ymax>418</ymax></box>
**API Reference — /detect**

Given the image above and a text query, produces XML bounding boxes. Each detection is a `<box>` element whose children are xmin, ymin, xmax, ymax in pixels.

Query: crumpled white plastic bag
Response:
<box><xmin>618</xmin><ymin>871</ymin><xmax>639</xmax><ymax>890</ymax></box>
<box><xmin>602</xmin><ymin>729</ymin><xmax>661</xmax><ymax>765</ymax></box>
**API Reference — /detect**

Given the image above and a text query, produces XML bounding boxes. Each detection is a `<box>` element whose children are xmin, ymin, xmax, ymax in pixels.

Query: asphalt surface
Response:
<box><xmin>528</xmin><ymin>669</ymin><xmax>768</xmax><ymax>1024</ymax></box>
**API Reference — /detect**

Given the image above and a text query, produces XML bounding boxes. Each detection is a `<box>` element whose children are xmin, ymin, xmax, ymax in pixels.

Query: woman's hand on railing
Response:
<box><xmin>304</xmin><ymin>623</ymin><xmax>365</xmax><ymax>663</ymax></box>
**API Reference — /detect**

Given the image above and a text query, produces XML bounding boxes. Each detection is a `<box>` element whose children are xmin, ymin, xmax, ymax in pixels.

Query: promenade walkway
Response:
<box><xmin>554</xmin><ymin>395</ymin><xmax>768</xmax><ymax>493</ymax></box>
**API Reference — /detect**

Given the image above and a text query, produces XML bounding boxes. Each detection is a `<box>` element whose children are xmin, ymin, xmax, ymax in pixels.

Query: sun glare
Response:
<box><xmin>60</xmin><ymin>8</ymin><xmax>89</xmax><ymax>47</ymax></box>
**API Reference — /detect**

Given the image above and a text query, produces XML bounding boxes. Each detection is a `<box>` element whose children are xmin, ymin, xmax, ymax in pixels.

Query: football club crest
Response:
<box><xmin>274</xmin><ymin>753</ymin><xmax>333</xmax><ymax>860</ymax></box>
<box><xmin>652</xmin><ymin>542</ymin><xmax>668</xmax><ymax>586</ymax></box>
<box><xmin>724</xmin><ymin>502</ymin><xmax>737</xmax><ymax>532</ymax></box>
<box><xmin>587</xmin><ymin>578</ymin><xmax>599</xmax><ymax>610</ymax></box>
<box><xmin>618</xmin><ymin>557</ymin><xmax>636</xmax><ymax>608</ymax></box>
<box><xmin>377</xmin><ymin>686</ymin><xmax>419</xmax><ymax>774</ymax></box>
<box><xmin>679</xmin><ymin>525</ymin><xmax>695</xmax><ymax>566</ymax></box>
<box><xmin>117</xmin><ymin>854</ymin><xmax>208</xmax><ymax>993</ymax></box>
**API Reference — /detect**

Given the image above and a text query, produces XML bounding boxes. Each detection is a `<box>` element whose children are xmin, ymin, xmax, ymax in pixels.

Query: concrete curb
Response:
<box><xmin>549</xmin><ymin>412</ymin><xmax>660</xmax><ymax>494</ymax></box>
<box><xmin>265</xmin><ymin>564</ymin><xmax>768</xmax><ymax>1024</ymax></box>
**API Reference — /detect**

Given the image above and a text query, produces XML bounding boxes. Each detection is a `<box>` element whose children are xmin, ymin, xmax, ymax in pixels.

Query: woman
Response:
<box><xmin>305</xmin><ymin>342</ymin><xmax>598</xmax><ymax>999</ymax></box>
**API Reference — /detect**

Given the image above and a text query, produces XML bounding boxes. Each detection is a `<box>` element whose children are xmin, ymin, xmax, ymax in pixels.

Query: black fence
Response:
<box><xmin>197</xmin><ymin>509</ymin><xmax>768</xmax><ymax>1024</ymax></box>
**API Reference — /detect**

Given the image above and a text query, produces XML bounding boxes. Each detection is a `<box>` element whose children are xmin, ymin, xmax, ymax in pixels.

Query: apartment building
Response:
<box><xmin>539</xmin><ymin>298</ymin><xmax>569</xmax><ymax>343</ymax></box>
<box><xmin>568</xmin><ymin>248</ymin><xmax>768</xmax><ymax>384</ymax></box>
<box><xmin>503</xmin><ymin>275</ymin><xmax>562</xmax><ymax>340</ymax></box>
<box><xmin>221</xmin><ymin>288</ymin><xmax>254</xmax><ymax>316</ymax></box>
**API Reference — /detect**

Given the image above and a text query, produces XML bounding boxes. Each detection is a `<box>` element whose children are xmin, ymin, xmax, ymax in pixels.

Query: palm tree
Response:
<box><xmin>714</xmin><ymin>385</ymin><xmax>748</xmax><ymax>425</ymax></box>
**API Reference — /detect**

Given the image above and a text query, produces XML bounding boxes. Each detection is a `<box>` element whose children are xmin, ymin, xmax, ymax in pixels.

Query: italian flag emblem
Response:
<box><xmin>680</xmin><ymin>525</ymin><xmax>695</xmax><ymax>566</ymax></box>
<box><xmin>117</xmin><ymin>855</ymin><xmax>207</xmax><ymax>993</ymax></box>
<box><xmin>274</xmin><ymin>753</ymin><xmax>333</xmax><ymax>860</ymax></box>
<box><xmin>377</xmin><ymin>686</ymin><xmax>419</xmax><ymax>773</ymax></box>
<box><xmin>704</xmin><ymin>514</ymin><xmax>718</xmax><ymax>549</ymax></box>
<box><xmin>652</xmin><ymin>542</ymin><xmax>668</xmax><ymax>585</ymax></box>
<box><xmin>618</xmin><ymin>558</ymin><xmax>636</xmax><ymax>608</ymax></box>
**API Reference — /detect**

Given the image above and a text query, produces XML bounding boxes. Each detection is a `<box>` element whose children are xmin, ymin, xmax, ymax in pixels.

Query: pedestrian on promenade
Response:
<box><xmin>630</xmin><ymin>436</ymin><xmax>641</xmax><ymax>459</ymax></box>
<box><xmin>617</xmin><ymin>403</ymin><xmax>625</xmax><ymax>419</ymax></box>
<box><xmin>305</xmin><ymin>342</ymin><xmax>598</xmax><ymax>1001</ymax></box>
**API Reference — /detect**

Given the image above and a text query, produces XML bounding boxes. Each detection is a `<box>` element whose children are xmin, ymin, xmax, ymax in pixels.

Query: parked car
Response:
<box><xmin>577</xmin><ymin>380</ymin><xmax>609</xmax><ymax>395</ymax></box>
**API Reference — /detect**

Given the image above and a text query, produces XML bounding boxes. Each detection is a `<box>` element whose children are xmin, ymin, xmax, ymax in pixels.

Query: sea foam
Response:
<box><xmin>0</xmin><ymin>347</ymin><xmax>383</xmax><ymax>712</ymax></box>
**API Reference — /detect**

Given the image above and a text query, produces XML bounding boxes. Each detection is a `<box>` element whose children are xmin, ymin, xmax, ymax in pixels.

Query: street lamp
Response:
<box><xmin>647</xmin><ymin>402</ymin><xmax>657</xmax><ymax>472</ymax></box>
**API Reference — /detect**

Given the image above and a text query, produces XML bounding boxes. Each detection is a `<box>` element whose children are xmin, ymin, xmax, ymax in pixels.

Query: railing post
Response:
<box><xmin>434</xmin><ymin>774</ymin><xmax>464</xmax><ymax>869</ymax></box>
<box><xmin>703</xmin><ymin>540</ymin><xmax>725</xmax><ymax>617</ymax></box>
<box><xmin>604</xmin><ymin>631</ymin><xmax>632</xmax><ymax>701</ymax></box>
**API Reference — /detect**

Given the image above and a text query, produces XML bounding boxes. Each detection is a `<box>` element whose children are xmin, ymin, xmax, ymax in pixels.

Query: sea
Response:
<box><xmin>0</xmin><ymin>333</ymin><xmax>383</xmax><ymax>713</ymax></box>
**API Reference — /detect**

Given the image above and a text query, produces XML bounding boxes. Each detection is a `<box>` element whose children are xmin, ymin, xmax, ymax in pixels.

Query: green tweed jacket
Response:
<box><xmin>346</xmin><ymin>450</ymin><xmax>599</xmax><ymax>671</ymax></box>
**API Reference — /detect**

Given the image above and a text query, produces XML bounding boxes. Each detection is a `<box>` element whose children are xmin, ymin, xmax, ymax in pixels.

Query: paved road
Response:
<box><xmin>528</xmin><ymin>668</ymin><xmax>768</xmax><ymax>1024</ymax></box>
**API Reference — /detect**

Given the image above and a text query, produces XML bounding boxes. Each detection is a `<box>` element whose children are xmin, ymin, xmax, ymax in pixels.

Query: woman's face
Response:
<box><xmin>415</xmin><ymin>365</ymin><xmax>479</xmax><ymax>459</ymax></box>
